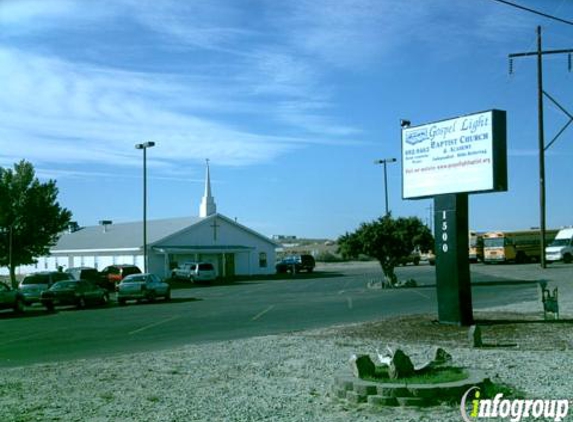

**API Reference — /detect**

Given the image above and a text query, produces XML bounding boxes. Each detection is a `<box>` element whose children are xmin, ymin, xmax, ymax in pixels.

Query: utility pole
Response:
<box><xmin>509</xmin><ymin>26</ymin><xmax>573</xmax><ymax>268</ymax></box>
<box><xmin>536</xmin><ymin>26</ymin><xmax>547</xmax><ymax>270</ymax></box>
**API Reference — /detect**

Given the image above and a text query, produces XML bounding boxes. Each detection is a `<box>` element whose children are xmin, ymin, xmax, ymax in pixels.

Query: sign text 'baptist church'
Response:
<box><xmin>401</xmin><ymin>110</ymin><xmax>507</xmax><ymax>199</ymax></box>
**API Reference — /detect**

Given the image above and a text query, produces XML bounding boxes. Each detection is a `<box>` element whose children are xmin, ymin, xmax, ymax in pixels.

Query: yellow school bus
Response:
<box><xmin>483</xmin><ymin>229</ymin><xmax>558</xmax><ymax>263</ymax></box>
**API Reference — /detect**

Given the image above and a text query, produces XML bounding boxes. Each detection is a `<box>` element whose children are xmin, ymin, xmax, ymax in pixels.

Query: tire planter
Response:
<box><xmin>332</xmin><ymin>370</ymin><xmax>490</xmax><ymax>407</ymax></box>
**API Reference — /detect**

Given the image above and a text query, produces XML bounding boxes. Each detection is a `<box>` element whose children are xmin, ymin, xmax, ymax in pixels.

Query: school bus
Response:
<box><xmin>483</xmin><ymin>229</ymin><xmax>558</xmax><ymax>263</ymax></box>
<box><xmin>468</xmin><ymin>231</ymin><xmax>484</xmax><ymax>263</ymax></box>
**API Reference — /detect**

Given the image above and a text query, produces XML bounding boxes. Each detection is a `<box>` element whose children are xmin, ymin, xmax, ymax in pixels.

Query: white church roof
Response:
<box><xmin>52</xmin><ymin>214</ymin><xmax>278</xmax><ymax>253</ymax></box>
<box><xmin>52</xmin><ymin>217</ymin><xmax>203</xmax><ymax>252</ymax></box>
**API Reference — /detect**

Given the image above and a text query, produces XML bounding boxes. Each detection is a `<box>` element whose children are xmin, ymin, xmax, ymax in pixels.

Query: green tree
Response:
<box><xmin>338</xmin><ymin>214</ymin><xmax>433</xmax><ymax>287</ymax></box>
<box><xmin>0</xmin><ymin>160</ymin><xmax>72</xmax><ymax>286</ymax></box>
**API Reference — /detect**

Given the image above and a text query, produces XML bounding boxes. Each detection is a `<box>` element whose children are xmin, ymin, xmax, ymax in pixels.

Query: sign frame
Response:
<box><xmin>401</xmin><ymin>109</ymin><xmax>507</xmax><ymax>200</ymax></box>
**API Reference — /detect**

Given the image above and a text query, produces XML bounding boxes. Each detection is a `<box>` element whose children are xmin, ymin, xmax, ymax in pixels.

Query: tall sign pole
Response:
<box><xmin>401</xmin><ymin>110</ymin><xmax>507</xmax><ymax>326</ymax></box>
<box><xmin>434</xmin><ymin>194</ymin><xmax>472</xmax><ymax>325</ymax></box>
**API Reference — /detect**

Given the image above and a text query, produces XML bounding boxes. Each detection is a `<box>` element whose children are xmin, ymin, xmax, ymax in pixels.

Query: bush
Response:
<box><xmin>314</xmin><ymin>251</ymin><xmax>344</xmax><ymax>262</ymax></box>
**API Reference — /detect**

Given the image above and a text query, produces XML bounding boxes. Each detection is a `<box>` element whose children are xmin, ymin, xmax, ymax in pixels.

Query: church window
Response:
<box><xmin>259</xmin><ymin>252</ymin><xmax>267</xmax><ymax>268</ymax></box>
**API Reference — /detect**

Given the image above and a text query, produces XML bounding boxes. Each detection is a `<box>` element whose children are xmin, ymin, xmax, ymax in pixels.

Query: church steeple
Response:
<box><xmin>199</xmin><ymin>159</ymin><xmax>217</xmax><ymax>217</ymax></box>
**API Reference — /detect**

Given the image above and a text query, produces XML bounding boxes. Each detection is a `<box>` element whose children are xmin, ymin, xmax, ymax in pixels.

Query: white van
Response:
<box><xmin>171</xmin><ymin>262</ymin><xmax>217</xmax><ymax>282</ymax></box>
<box><xmin>545</xmin><ymin>228</ymin><xmax>573</xmax><ymax>263</ymax></box>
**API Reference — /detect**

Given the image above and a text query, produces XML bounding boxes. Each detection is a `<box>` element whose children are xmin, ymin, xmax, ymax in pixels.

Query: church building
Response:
<box><xmin>32</xmin><ymin>162</ymin><xmax>278</xmax><ymax>278</ymax></box>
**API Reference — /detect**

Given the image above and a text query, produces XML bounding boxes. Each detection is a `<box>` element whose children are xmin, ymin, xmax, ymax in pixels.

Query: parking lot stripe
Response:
<box><xmin>409</xmin><ymin>289</ymin><xmax>431</xmax><ymax>299</ymax></box>
<box><xmin>251</xmin><ymin>305</ymin><xmax>274</xmax><ymax>321</ymax></box>
<box><xmin>128</xmin><ymin>315</ymin><xmax>181</xmax><ymax>335</ymax></box>
<box><xmin>0</xmin><ymin>328</ymin><xmax>64</xmax><ymax>347</ymax></box>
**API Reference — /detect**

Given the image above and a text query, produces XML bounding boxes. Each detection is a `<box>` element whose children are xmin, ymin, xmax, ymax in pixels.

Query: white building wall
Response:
<box><xmin>115</xmin><ymin>255</ymin><xmax>134</xmax><ymax>265</ymax></box>
<box><xmin>94</xmin><ymin>255</ymin><xmax>112</xmax><ymax>270</ymax></box>
<box><xmin>148</xmin><ymin>253</ymin><xmax>165</xmax><ymax>277</ymax></box>
<box><xmin>3</xmin><ymin>252</ymin><xmax>146</xmax><ymax>277</ymax></box>
<box><xmin>46</xmin><ymin>257</ymin><xmax>57</xmax><ymax>271</ymax></box>
<box><xmin>33</xmin><ymin>253</ymin><xmax>142</xmax><ymax>272</ymax></box>
<box><xmin>158</xmin><ymin>216</ymin><xmax>276</xmax><ymax>276</ymax></box>
<box><xmin>234</xmin><ymin>251</ymin><xmax>251</xmax><ymax>275</ymax></box>
<box><xmin>83</xmin><ymin>256</ymin><xmax>95</xmax><ymax>268</ymax></box>
<box><xmin>33</xmin><ymin>214</ymin><xmax>276</xmax><ymax>278</ymax></box>
<box><xmin>134</xmin><ymin>254</ymin><xmax>144</xmax><ymax>270</ymax></box>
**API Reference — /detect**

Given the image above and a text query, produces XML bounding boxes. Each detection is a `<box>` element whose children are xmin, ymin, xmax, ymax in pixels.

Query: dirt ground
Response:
<box><xmin>327</xmin><ymin>311</ymin><xmax>573</xmax><ymax>352</ymax></box>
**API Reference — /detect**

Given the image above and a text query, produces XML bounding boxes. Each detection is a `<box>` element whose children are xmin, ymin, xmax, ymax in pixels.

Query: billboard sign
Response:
<box><xmin>402</xmin><ymin>110</ymin><xmax>507</xmax><ymax>199</ymax></box>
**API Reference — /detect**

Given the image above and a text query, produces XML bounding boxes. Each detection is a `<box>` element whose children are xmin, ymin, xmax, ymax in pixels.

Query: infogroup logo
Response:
<box><xmin>460</xmin><ymin>387</ymin><xmax>569</xmax><ymax>422</ymax></box>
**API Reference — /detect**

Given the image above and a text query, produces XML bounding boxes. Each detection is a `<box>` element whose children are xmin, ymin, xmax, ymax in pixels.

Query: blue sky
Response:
<box><xmin>1</xmin><ymin>0</ymin><xmax>572</xmax><ymax>239</ymax></box>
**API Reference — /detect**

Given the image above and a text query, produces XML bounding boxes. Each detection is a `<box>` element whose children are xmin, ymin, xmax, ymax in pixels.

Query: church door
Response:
<box><xmin>224</xmin><ymin>253</ymin><xmax>235</xmax><ymax>279</ymax></box>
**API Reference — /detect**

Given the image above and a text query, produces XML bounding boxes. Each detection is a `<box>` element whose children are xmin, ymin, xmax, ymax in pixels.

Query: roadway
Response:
<box><xmin>0</xmin><ymin>262</ymin><xmax>551</xmax><ymax>367</ymax></box>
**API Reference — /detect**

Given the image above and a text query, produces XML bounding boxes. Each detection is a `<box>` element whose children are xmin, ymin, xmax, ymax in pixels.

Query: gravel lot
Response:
<box><xmin>2</xmin><ymin>264</ymin><xmax>572</xmax><ymax>422</ymax></box>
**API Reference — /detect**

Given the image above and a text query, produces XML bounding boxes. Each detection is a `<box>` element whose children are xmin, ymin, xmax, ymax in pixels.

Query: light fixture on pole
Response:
<box><xmin>135</xmin><ymin>141</ymin><xmax>155</xmax><ymax>273</ymax></box>
<box><xmin>374</xmin><ymin>158</ymin><xmax>397</xmax><ymax>216</ymax></box>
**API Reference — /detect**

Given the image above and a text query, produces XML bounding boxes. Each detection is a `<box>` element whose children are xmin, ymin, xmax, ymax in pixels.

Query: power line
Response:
<box><xmin>489</xmin><ymin>0</ymin><xmax>573</xmax><ymax>26</ymax></box>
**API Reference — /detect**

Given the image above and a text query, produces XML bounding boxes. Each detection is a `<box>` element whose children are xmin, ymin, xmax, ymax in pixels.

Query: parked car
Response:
<box><xmin>40</xmin><ymin>280</ymin><xmax>109</xmax><ymax>312</ymax></box>
<box><xmin>398</xmin><ymin>251</ymin><xmax>421</xmax><ymax>266</ymax></box>
<box><xmin>171</xmin><ymin>262</ymin><xmax>217</xmax><ymax>283</ymax></box>
<box><xmin>0</xmin><ymin>281</ymin><xmax>25</xmax><ymax>313</ymax></box>
<box><xmin>65</xmin><ymin>266</ymin><xmax>104</xmax><ymax>287</ymax></box>
<box><xmin>18</xmin><ymin>271</ymin><xmax>74</xmax><ymax>305</ymax></box>
<box><xmin>275</xmin><ymin>254</ymin><xmax>316</xmax><ymax>273</ymax></box>
<box><xmin>100</xmin><ymin>264</ymin><xmax>142</xmax><ymax>290</ymax></box>
<box><xmin>171</xmin><ymin>262</ymin><xmax>194</xmax><ymax>280</ymax></box>
<box><xmin>426</xmin><ymin>252</ymin><xmax>436</xmax><ymax>266</ymax></box>
<box><xmin>117</xmin><ymin>273</ymin><xmax>171</xmax><ymax>305</ymax></box>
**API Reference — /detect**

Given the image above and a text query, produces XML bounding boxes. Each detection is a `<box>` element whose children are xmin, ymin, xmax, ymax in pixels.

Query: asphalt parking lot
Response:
<box><xmin>0</xmin><ymin>261</ymin><xmax>571</xmax><ymax>367</ymax></box>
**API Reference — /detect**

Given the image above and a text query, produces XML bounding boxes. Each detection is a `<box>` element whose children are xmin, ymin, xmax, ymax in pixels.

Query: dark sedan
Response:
<box><xmin>117</xmin><ymin>273</ymin><xmax>170</xmax><ymax>305</ymax></box>
<box><xmin>41</xmin><ymin>280</ymin><xmax>109</xmax><ymax>312</ymax></box>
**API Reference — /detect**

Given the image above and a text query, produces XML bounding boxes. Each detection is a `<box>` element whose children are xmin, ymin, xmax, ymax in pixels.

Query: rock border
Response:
<box><xmin>332</xmin><ymin>369</ymin><xmax>489</xmax><ymax>407</ymax></box>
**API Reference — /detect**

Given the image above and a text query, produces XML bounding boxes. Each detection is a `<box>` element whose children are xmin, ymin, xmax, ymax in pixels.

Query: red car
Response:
<box><xmin>99</xmin><ymin>265</ymin><xmax>142</xmax><ymax>290</ymax></box>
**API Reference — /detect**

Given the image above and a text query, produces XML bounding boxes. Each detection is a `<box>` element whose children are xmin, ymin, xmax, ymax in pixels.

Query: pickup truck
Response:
<box><xmin>275</xmin><ymin>254</ymin><xmax>316</xmax><ymax>273</ymax></box>
<box><xmin>398</xmin><ymin>251</ymin><xmax>421</xmax><ymax>266</ymax></box>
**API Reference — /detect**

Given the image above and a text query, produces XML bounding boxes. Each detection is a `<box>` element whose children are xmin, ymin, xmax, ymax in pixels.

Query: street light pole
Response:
<box><xmin>135</xmin><ymin>141</ymin><xmax>155</xmax><ymax>273</ymax></box>
<box><xmin>374</xmin><ymin>158</ymin><xmax>397</xmax><ymax>216</ymax></box>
